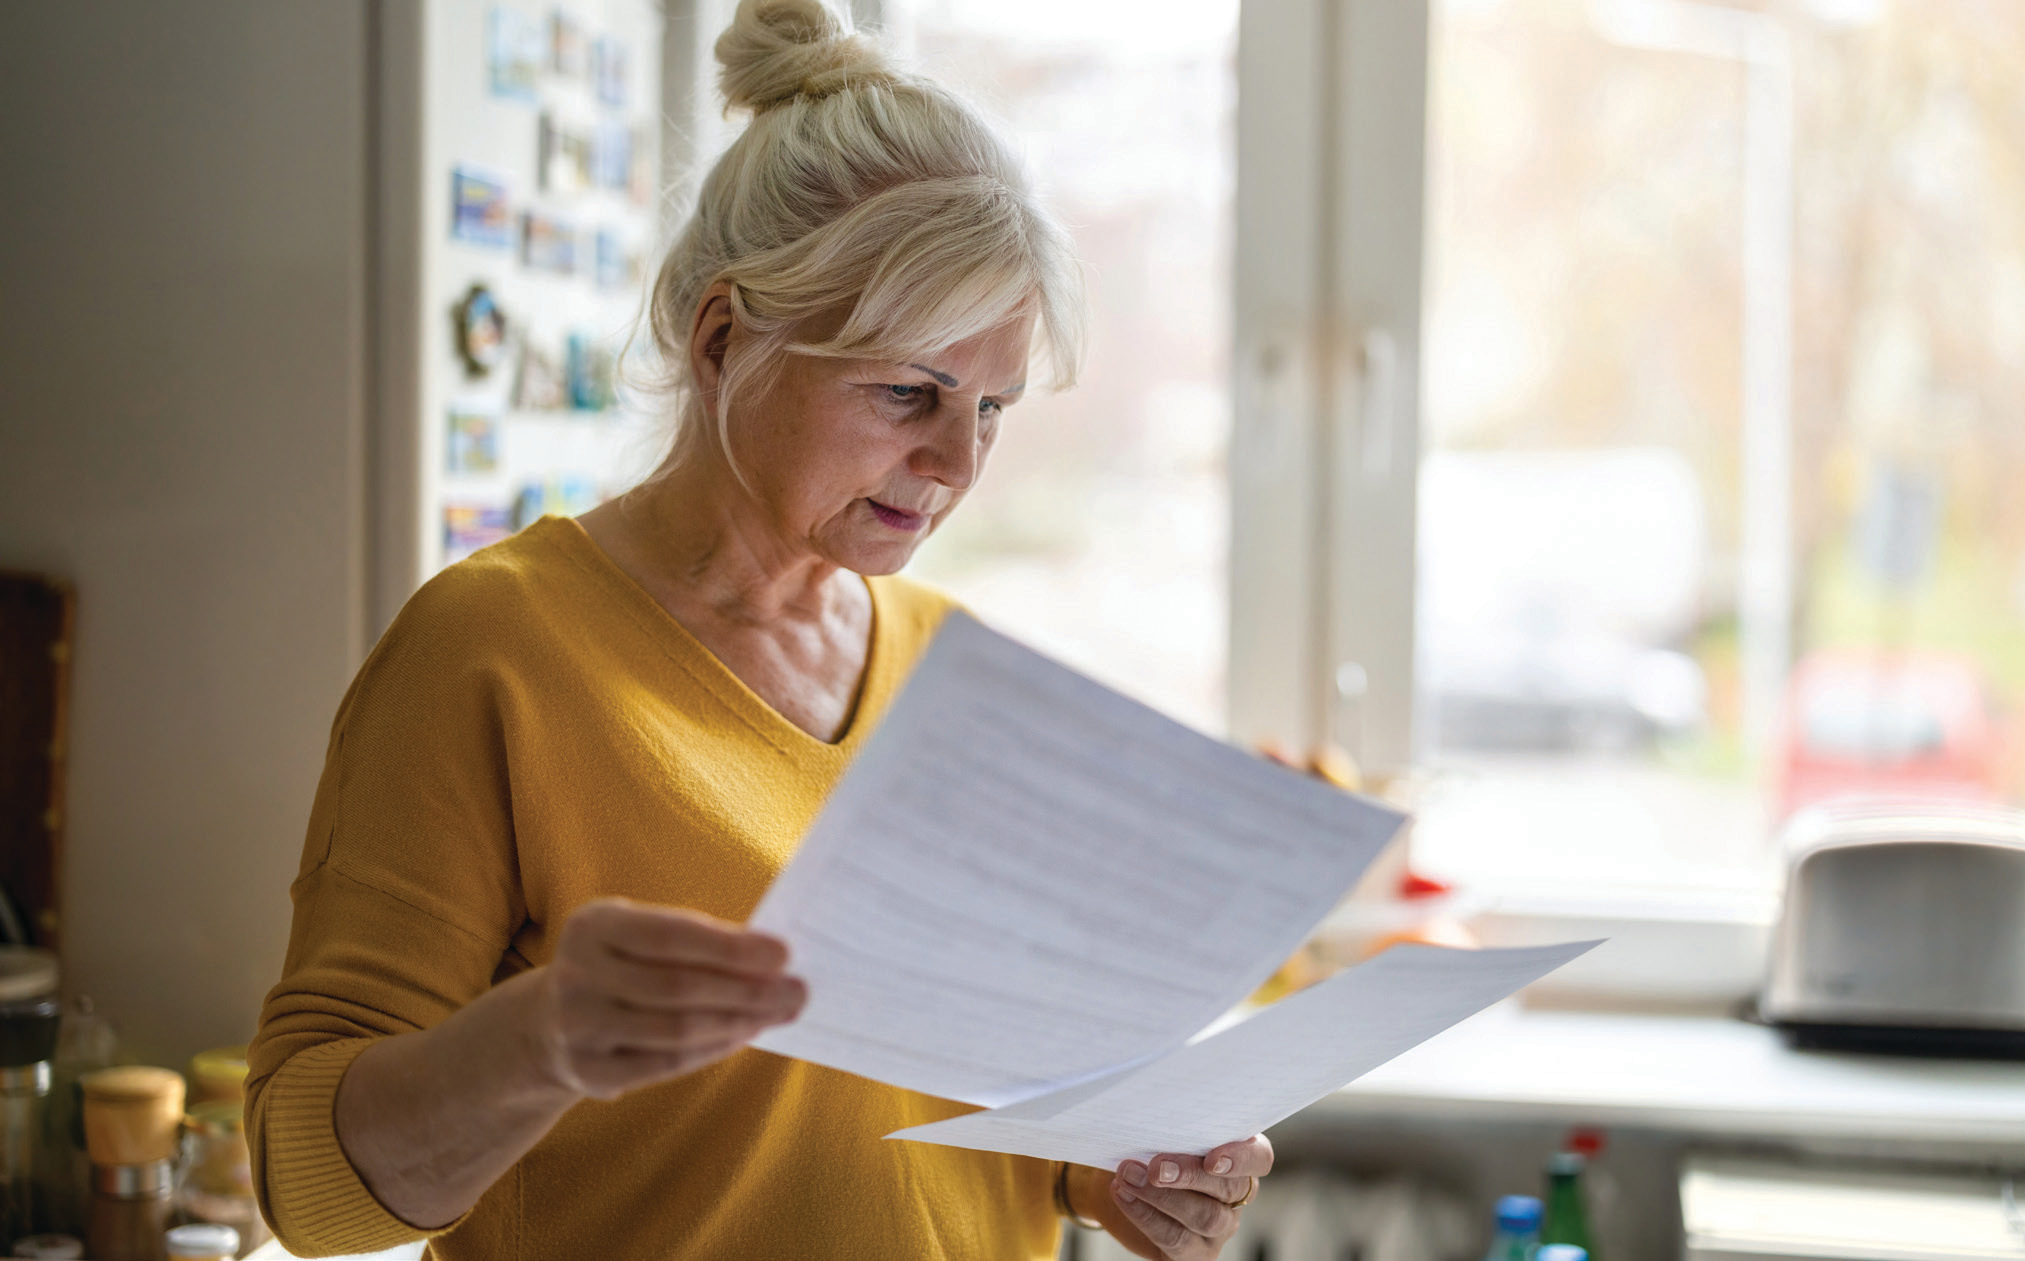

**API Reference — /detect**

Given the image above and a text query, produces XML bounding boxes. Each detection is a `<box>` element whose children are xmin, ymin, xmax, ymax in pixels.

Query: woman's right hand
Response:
<box><xmin>530</xmin><ymin>897</ymin><xmax>807</xmax><ymax>1100</ymax></box>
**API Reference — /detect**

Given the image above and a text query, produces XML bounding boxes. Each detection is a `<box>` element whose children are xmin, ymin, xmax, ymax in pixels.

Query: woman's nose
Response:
<box><xmin>912</xmin><ymin>405</ymin><xmax>983</xmax><ymax>490</ymax></box>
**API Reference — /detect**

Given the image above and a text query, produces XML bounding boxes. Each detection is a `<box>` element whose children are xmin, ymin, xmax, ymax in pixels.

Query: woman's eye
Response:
<box><xmin>884</xmin><ymin>384</ymin><xmax>927</xmax><ymax>405</ymax></box>
<box><xmin>979</xmin><ymin>399</ymin><xmax>1003</xmax><ymax>418</ymax></box>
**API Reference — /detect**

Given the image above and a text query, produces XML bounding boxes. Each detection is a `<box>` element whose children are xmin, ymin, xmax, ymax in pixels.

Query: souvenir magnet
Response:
<box><xmin>444</xmin><ymin>502</ymin><xmax>514</xmax><ymax>563</ymax></box>
<box><xmin>452</xmin><ymin>283</ymin><xmax>509</xmax><ymax>377</ymax></box>
<box><xmin>550</xmin><ymin>10</ymin><xmax>588</xmax><ymax>79</ymax></box>
<box><xmin>450</xmin><ymin>166</ymin><xmax>514</xmax><ymax>249</ymax></box>
<box><xmin>522</xmin><ymin>212</ymin><xmax>578</xmax><ymax>274</ymax></box>
<box><xmin>512</xmin><ymin>340</ymin><xmax>567</xmax><ymax>411</ymax></box>
<box><xmin>593</xmin><ymin>36</ymin><xmax>627</xmax><ymax>107</ymax></box>
<box><xmin>488</xmin><ymin>7</ymin><xmax>543</xmax><ymax>102</ymax></box>
<box><xmin>445</xmin><ymin>404</ymin><xmax>502</xmax><ymax>475</ymax></box>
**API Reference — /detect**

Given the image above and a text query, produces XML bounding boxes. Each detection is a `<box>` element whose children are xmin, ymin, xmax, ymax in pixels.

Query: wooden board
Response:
<box><xmin>0</xmin><ymin>571</ymin><xmax>73</xmax><ymax>950</ymax></box>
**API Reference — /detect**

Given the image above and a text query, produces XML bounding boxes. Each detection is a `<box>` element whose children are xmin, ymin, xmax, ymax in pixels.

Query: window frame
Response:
<box><xmin>1229</xmin><ymin>0</ymin><xmax>1428</xmax><ymax>775</ymax></box>
<box><xmin>1230</xmin><ymin>0</ymin><xmax>1791</xmax><ymax>1007</ymax></box>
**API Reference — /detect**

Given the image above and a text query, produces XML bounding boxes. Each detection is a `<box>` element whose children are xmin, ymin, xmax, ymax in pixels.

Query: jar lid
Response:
<box><xmin>79</xmin><ymin>1064</ymin><xmax>184</xmax><ymax>1103</ymax></box>
<box><xmin>188</xmin><ymin>1045</ymin><xmax>249</xmax><ymax>1090</ymax></box>
<box><xmin>185</xmin><ymin>1098</ymin><xmax>245</xmax><ymax>1134</ymax></box>
<box><xmin>10</xmin><ymin>1234</ymin><xmax>86</xmax><ymax>1258</ymax></box>
<box><xmin>0</xmin><ymin>948</ymin><xmax>58</xmax><ymax>1002</ymax></box>
<box><xmin>163</xmin><ymin>1223</ymin><xmax>240</xmax><ymax>1257</ymax></box>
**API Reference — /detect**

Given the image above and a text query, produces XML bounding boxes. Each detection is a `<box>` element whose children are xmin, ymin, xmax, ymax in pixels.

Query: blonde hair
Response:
<box><xmin>639</xmin><ymin>0</ymin><xmax>1085</xmax><ymax>472</ymax></box>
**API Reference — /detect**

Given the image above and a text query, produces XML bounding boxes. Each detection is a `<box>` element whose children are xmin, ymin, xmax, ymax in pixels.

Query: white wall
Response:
<box><xmin>0</xmin><ymin>2</ymin><xmax>371</xmax><ymax>1064</ymax></box>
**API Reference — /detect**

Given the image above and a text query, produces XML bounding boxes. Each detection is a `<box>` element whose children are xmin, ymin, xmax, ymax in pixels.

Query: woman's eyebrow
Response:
<box><xmin>908</xmin><ymin>363</ymin><xmax>960</xmax><ymax>388</ymax></box>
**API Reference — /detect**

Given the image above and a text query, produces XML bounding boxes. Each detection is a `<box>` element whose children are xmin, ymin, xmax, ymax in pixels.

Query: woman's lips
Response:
<box><xmin>867</xmin><ymin>500</ymin><xmax>928</xmax><ymax>532</ymax></box>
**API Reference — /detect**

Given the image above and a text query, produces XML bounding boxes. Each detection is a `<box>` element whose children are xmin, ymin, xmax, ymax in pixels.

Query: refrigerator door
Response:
<box><xmin>378</xmin><ymin>0</ymin><xmax>668</xmax><ymax>622</ymax></box>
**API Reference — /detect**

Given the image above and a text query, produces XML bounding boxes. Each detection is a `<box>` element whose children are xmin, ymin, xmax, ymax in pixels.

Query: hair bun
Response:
<box><xmin>715</xmin><ymin>0</ymin><xmax>895</xmax><ymax>113</ymax></box>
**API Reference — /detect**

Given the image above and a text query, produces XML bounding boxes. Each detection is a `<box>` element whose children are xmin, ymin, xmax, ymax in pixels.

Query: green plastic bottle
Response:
<box><xmin>1542</xmin><ymin>1150</ymin><xmax>1595</xmax><ymax>1257</ymax></box>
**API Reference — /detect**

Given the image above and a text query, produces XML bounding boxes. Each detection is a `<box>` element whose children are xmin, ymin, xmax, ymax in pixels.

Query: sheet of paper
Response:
<box><xmin>885</xmin><ymin>940</ymin><xmax>1600</xmax><ymax>1168</ymax></box>
<box><xmin>749</xmin><ymin>612</ymin><xmax>1407</xmax><ymax>1108</ymax></box>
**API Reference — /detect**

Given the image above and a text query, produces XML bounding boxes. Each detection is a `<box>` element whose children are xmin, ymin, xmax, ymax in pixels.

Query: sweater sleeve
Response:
<box><xmin>246</xmin><ymin>567</ymin><xmax>531</xmax><ymax>1256</ymax></box>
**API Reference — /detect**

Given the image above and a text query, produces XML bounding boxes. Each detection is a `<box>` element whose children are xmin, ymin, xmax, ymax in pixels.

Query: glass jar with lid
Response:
<box><xmin>0</xmin><ymin>948</ymin><xmax>61</xmax><ymax>1242</ymax></box>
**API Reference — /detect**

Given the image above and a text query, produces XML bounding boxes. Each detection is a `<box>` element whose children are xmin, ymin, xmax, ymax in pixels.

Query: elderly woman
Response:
<box><xmin>246</xmin><ymin>1</ymin><xmax>1270</xmax><ymax>1257</ymax></box>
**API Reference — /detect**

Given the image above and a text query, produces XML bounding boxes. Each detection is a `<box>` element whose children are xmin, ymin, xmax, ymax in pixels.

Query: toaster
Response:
<box><xmin>1760</xmin><ymin>800</ymin><xmax>2025</xmax><ymax>1058</ymax></box>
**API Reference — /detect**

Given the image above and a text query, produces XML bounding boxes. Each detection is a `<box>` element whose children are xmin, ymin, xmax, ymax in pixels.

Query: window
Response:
<box><xmin>1235</xmin><ymin>0</ymin><xmax>2025</xmax><ymax>926</ymax></box>
<box><xmin>892</xmin><ymin>0</ymin><xmax>1241</xmax><ymax>735</ymax></box>
<box><xmin>665</xmin><ymin>0</ymin><xmax>2025</xmax><ymax>971</ymax></box>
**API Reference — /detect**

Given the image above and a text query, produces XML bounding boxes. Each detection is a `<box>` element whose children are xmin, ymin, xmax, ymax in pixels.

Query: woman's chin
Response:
<box><xmin>824</xmin><ymin>533</ymin><xmax>923</xmax><ymax>577</ymax></box>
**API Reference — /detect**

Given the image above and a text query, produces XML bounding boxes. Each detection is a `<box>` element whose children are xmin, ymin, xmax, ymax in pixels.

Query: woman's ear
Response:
<box><xmin>689</xmin><ymin>282</ymin><xmax>737</xmax><ymax>404</ymax></box>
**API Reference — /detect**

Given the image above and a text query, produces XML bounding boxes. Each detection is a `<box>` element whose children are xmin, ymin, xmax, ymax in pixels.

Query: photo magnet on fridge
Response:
<box><xmin>565</xmin><ymin>331</ymin><xmax>617</xmax><ymax>411</ymax></box>
<box><xmin>446</xmin><ymin>403</ymin><xmax>502</xmax><ymax>476</ymax></box>
<box><xmin>549</xmin><ymin>9</ymin><xmax>588</xmax><ymax>79</ymax></box>
<box><xmin>512</xmin><ymin>340</ymin><xmax>567</xmax><ymax>412</ymax></box>
<box><xmin>513</xmin><ymin>474</ymin><xmax>601</xmax><ymax>529</ymax></box>
<box><xmin>594</xmin><ymin>229</ymin><xmax>637</xmax><ymax>291</ymax></box>
<box><xmin>522</xmin><ymin>211</ymin><xmax>578</xmax><ymax>274</ymax></box>
<box><xmin>450</xmin><ymin>166</ymin><xmax>514</xmax><ymax>249</ymax></box>
<box><xmin>453</xmin><ymin>283</ymin><xmax>510</xmax><ymax>377</ymax></box>
<box><xmin>594</xmin><ymin>122</ymin><xmax>632</xmax><ymax>192</ymax></box>
<box><xmin>488</xmin><ymin>6</ymin><xmax>543</xmax><ymax>102</ymax></box>
<box><xmin>592</xmin><ymin>36</ymin><xmax>628</xmax><ymax>108</ymax></box>
<box><xmin>444</xmin><ymin>502</ymin><xmax>514</xmax><ymax>563</ymax></box>
<box><xmin>539</xmin><ymin>112</ymin><xmax>595</xmax><ymax>195</ymax></box>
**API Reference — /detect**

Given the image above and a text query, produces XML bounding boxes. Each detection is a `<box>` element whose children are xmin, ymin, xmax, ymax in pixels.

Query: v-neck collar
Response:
<box><xmin>542</xmin><ymin>515</ymin><xmax>893</xmax><ymax>761</ymax></box>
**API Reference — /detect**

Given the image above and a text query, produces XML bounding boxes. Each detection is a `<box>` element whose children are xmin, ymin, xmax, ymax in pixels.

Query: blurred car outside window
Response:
<box><xmin>1410</xmin><ymin>0</ymin><xmax>2025</xmax><ymax>906</ymax></box>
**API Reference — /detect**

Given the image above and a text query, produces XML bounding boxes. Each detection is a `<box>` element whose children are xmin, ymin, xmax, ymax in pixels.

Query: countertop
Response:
<box><xmin>1309</xmin><ymin>1000</ymin><xmax>2025</xmax><ymax>1144</ymax></box>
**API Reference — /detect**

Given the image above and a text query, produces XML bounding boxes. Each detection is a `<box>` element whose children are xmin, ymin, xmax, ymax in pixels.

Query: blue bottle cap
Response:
<box><xmin>1537</xmin><ymin>1247</ymin><xmax>1588</xmax><ymax>1261</ymax></box>
<box><xmin>1494</xmin><ymin>1194</ymin><xmax>1542</xmax><ymax>1231</ymax></box>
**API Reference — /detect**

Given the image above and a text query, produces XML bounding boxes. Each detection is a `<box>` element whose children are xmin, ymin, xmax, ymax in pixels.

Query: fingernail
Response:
<box><xmin>1211</xmin><ymin>1156</ymin><xmax>1232</xmax><ymax>1175</ymax></box>
<box><xmin>1122</xmin><ymin>1162</ymin><xmax>1147</xmax><ymax>1187</ymax></box>
<box><xmin>1158</xmin><ymin>1160</ymin><xmax>1179</xmax><ymax>1184</ymax></box>
<box><xmin>1115</xmin><ymin>1184</ymin><xmax>1137</xmax><ymax>1204</ymax></box>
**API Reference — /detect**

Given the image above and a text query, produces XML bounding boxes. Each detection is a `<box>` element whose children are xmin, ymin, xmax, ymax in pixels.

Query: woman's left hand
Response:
<box><xmin>1104</xmin><ymin>1135</ymin><xmax>1273</xmax><ymax>1260</ymax></box>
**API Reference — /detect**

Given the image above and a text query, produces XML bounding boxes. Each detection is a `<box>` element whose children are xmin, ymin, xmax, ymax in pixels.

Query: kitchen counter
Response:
<box><xmin>1307</xmin><ymin>1000</ymin><xmax>2025</xmax><ymax>1146</ymax></box>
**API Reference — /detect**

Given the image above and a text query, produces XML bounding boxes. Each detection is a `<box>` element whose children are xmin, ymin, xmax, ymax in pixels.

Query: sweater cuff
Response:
<box><xmin>261</xmin><ymin>1038</ymin><xmax>469</xmax><ymax>1254</ymax></box>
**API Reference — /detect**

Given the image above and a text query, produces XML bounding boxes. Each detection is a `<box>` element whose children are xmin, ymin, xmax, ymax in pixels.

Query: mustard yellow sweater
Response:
<box><xmin>246</xmin><ymin>516</ymin><xmax>1061</xmax><ymax>1260</ymax></box>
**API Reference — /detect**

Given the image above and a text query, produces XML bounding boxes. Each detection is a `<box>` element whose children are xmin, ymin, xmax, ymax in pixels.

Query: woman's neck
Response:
<box><xmin>576</xmin><ymin>437</ymin><xmax>877</xmax><ymax>745</ymax></box>
<box><xmin>594</xmin><ymin>449</ymin><xmax>851</xmax><ymax>631</ymax></box>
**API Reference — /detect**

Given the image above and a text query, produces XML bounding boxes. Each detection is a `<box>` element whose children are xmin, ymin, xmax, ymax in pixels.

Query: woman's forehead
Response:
<box><xmin>905</xmin><ymin>320</ymin><xmax>1034</xmax><ymax>390</ymax></box>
